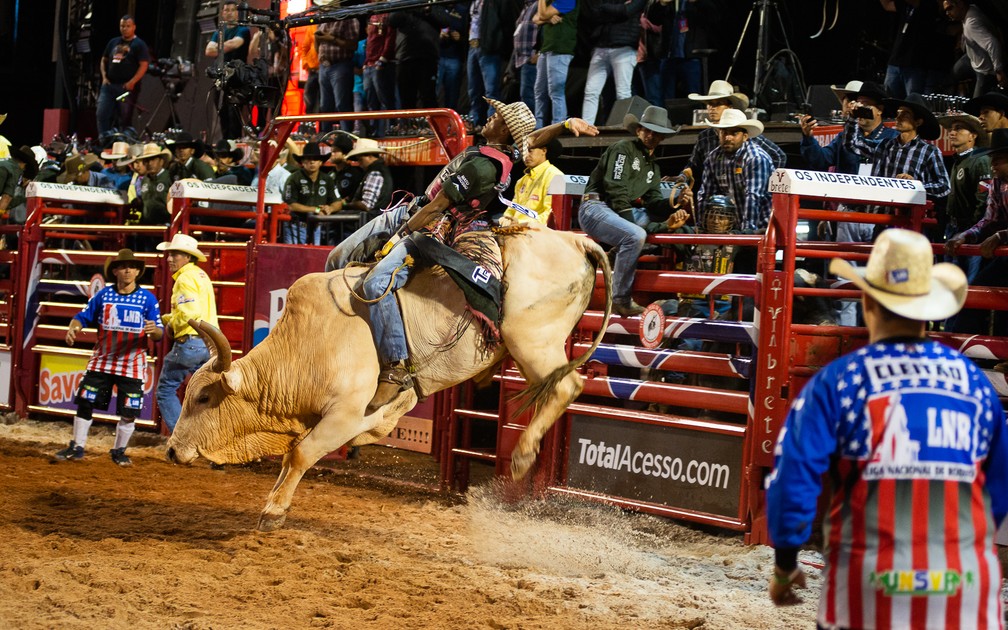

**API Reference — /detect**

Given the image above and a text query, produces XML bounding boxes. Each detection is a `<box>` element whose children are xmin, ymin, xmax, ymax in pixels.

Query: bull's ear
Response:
<box><xmin>221</xmin><ymin>368</ymin><xmax>242</xmax><ymax>394</ymax></box>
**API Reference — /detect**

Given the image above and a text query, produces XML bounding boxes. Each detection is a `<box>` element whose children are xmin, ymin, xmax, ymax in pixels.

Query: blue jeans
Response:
<box><xmin>326</xmin><ymin>203</ymin><xmax>411</xmax><ymax>270</ymax></box>
<box><xmin>438</xmin><ymin>56</ymin><xmax>464</xmax><ymax>111</ymax></box>
<box><xmin>319</xmin><ymin>59</ymin><xmax>355</xmax><ymax>133</ymax></box>
<box><xmin>883</xmin><ymin>64</ymin><xmax>926</xmax><ymax>100</ymax></box>
<box><xmin>363</xmin><ymin>63</ymin><xmax>397</xmax><ymax>136</ymax></box>
<box><xmin>283</xmin><ymin>216</ymin><xmax>321</xmax><ymax>245</ymax></box>
<box><xmin>639</xmin><ymin>57</ymin><xmax>701</xmax><ymax>104</ymax></box>
<box><xmin>577</xmin><ymin>200</ymin><xmax>650</xmax><ymax>302</ymax></box>
<box><xmin>519</xmin><ymin>62</ymin><xmax>537</xmax><ymax>114</ymax></box>
<box><xmin>363</xmin><ymin>236</ymin><xmax>417</xmax><ymax>364</ymax></box>
<box><xmin>467</xmin><ymin>48</ymin><xmax>502</xmax><ymax>124</ymax></box>
<box><xmin>534</xmin><ymin>52</ymin><xmax>573</xmax><ymax>126</ymax></box>
<box><xmin>156</xmin><ymin>337</ymin><xmax>211</xmax><ymax>433</ymax></box>
<box><xmin>96</xmin><ymin>82</ymin><xmax>140</xmax><ymax>137</ymax></box>
<box><xmin>582</xmin><ymin>46</ymin><xmax>637</xmax><ymax>125</ymax></box>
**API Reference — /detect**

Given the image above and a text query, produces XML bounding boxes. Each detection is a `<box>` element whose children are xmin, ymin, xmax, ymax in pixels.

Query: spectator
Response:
<box><xmin>167</xmin><ymin>132</ymin><xmax>215</xmax><ymax>181</ymax></box>
<box><xmin>680</xmin><ymin>80</ymin><xmax>785</xmax><ymax>186</ymax></box>
<box><xmin>316</xmin><ymin>17</ymin><xmax>361</xmax><ymax>133</ymax></box>
<box><xmin>155</xmin><ymin>234</ymin><xmax>219</xmax><ymax>434</ymax></box>
<box><xmin>205</xmin><ymin>0</ymin><xmax>251</xmax><ymax>139</ymax></box>
<box><xmin>58</xmin><ymin>154</ymin><xmax>116</xmax><ymax>189</ymax></box>
<box><xmin>326</xmin><ymin>132</ymin><xmax>364</xmax><ymax>201</ymax></box>
<box><xmin>512</xmin><ymin>0</ymin><xmax>540</xmax><ymax>114</ymax></box>
<box><xmin>433</xmin><ymin>1</ymin><xmax>469</xmax><ymax>112</ymax></box>
<box><xmin>580</xmin><ymin>0</ymin><xmax>646</xmax><ymax>126</ymax></box>
<box><xmin>578</xmin><ymin>105</ymin><xmax>688</xmax><ymax>316</ymax></box>
<box><xmin>209</xmin><ymin>139</ymin><xmax>252</xmax><ymax>185</ymax></box>
<box><xmin>504</xmin><ymin>138</ymin><xmax>563</xmax><ymax>224</ymax></box>
<box><xmin>342</xmin><ymin>139</ymin><xmax>394</xmax><ymax>220</ymax></box>
<box><xmin>99</xmin><ymin>142</ymin><xmax>134</xmax><ymax>190</ymax></box>
<box><xmin>363</xmin><ymin>7</ymin><xmax>397</xmax><ymax>137</ymax></box>
<box><xmin>642</xmin><ymin>0</ymin><xmax>717</xmax><ymax>102</ymax></box>
<box><xmin>297</xmin><ymin>23</ymin><xmax>320</xmax><ymax>114</ymax></box>
<box><xmin>251</xmin><ymin>141</ymin><xmax>292</xmax><ymax>194</ymax></box>
<box><xmin>282</xmin><ymin>142</ymin><xmax>339</xmax><ymax>245</ymax></box>
<box><xmin>533</xmin><ymin>0</ymin><xmax>577</xmax><ymax>126</ymax></box>
<box><xmin>694</xmin><ymin>108</ymin><xmax>773</xmax><ymax>234</ymax></box>
<box><xmin>389</xmin><ymin>7</ymin><xmax>441</xmax><ymax>109</ymax></box>
<box><xmin>943</xmin><ymin>0</ymin><xmax>1006</xmax><ymax>97</ymax></box>
<box><xmin>138</xmin><ymin>144</ymin><xmax>173</xmax><ymax>225</ymax></box>
<box><xmin>467</xmin><ymin>0</ymin><xmax>522</xmax><ymax>125</ymax></box>
<box><xmin>96</xmin><ymin>14</ymin><xmax>149</xmax><ymax>139</ymax></box>
<box><xmin>54</xmin><ymin>249</ymin><xmax>163</xmax><ymax>465</ymax></box>
<box><xmin>939</xmin><ymin>113</ymin><xmax>991</xmax><ymax>281</ymax></box>
<box><xmin>766</xmin><ymin>228</ymin><xmax>1006</xmax><ymax>630</ymax></box>
<box><xmin>964</xmin><ymin>91</ymin><xmax>1008</xmax><ymax>132</ymax></box>
<box><xmin>0</xmin><ymin>145</ymin><xmax>37</xmax><ymax>225</ymax></box>
<box><xmin>879</xmin><ymin>0</ymin><xmax>944</xmax><ymax>98</ymax></box>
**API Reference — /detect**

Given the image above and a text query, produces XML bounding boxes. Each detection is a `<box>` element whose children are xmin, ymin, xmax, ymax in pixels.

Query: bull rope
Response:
<box><xmin>342</xmin><ymin>256</ymin><xmax>414</xmax><ymax>304</ymax></box>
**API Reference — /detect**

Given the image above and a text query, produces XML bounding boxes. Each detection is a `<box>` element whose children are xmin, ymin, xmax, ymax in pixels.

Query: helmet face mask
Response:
<box><xmin>702</xmin><ymin>195</ymin><xmax>738</xmax><ymax>234</ymax></box>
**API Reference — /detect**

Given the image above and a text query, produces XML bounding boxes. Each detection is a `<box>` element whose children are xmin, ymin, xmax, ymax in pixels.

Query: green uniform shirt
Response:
<box><xmin>947</xmin><ymin>150</ymin><xmax>992</xmax><ymax>231</ymax></box>
<box><xmin>282</xmin><ymin>169</ymin><xmax>339</xmax><ymax>214</ymax></box>
<box><xmin>541</xmin><ymin>0</ymin><xmax>579</xmax><ymax>55</ymax></box>
<box><xmin>584</xmin><ymin>137</ymin><xmax>666</xmax><ymax>219</ymax></box>
<box><xmin>0</xmin><ymin>159</ymin><xmax>21</xmax><ymax>199</ymax></box>
<box><xmin>140</xmin><ymin>169</ymin><xmax>173</xmax><ymax>224</ymax></box>
<box><xmin>175</xmin><ymin>157</ymin><xmax>215</xmax><ymax>181</ymax></box>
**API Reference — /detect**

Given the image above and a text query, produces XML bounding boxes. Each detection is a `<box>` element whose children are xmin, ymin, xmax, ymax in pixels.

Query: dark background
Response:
<box><xmin>0</xmin><ymin>0</ymin><xmax>1002</xmax><ymax>148</ymax></box>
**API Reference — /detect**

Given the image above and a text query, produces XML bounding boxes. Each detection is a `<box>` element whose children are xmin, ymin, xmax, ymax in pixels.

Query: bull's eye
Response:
<box><xmin>196</xmin><ymin>392</ymin><xmax>211</xmax><ymax>404</ymax></box>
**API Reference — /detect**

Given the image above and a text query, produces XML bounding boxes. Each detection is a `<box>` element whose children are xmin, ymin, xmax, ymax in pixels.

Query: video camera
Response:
<box><xmin>206</xmin><ymin>58</ymin><xmax>277</xmax><ymax>108</ymax></box>
<box><xmin>149</xmin><ymin>57</ymin><xmax>195</xmax><ymax>95</ymax></box>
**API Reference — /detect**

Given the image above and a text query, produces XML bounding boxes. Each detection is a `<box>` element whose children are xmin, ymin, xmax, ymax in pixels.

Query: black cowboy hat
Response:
<box><xmin>328</xmin><ymin>132</ymin><xmax>356</xmax><ymax>155</ymax></box>
<box><xmin>978</xmin><ymin>128</ymin><xmax>1008</xmax><ymax>157</ymax></box>
<box><xmin>963</xmin><ymin>91</ymin><xmax>1008</xmax><ymax>117</ymax></box>
<box><xmin>295</xmin><ymin>142</ymin><xmax>329</xmax><ymax>162</ymax></box>
<box><xmin>210</xmin><ymin>139</ymin><xmax>244</xmax><ymax>162</ymax></box>
<box><xmin>10</xmin><ymin>145</ymin><xmax>38</xmax><ymax>180</ymax></box>
<box><xmin>166</xmin><ymin>132</ymin><xmax>205</xmax><ymax>158</ymax></box>
<box><xmin>855</xmin><ymin>82</ymin><xmax>887</xmax><ymax>106</ymax></box>
<box><xmin>883</xmin><ymin>93</ymin><xmax>940</xmax><ymax>141</ymax></box>
<box><xmin>104</xmin><ymin>248</ymin><xmax>146</xmax><ymax>280</ymax></box>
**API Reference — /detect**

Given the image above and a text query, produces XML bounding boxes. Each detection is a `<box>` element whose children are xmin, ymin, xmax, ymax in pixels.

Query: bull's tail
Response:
<box><xmin>511</xmin><ymin>236</ymin><xmax>612</xmax><ymax>416</ymax></box>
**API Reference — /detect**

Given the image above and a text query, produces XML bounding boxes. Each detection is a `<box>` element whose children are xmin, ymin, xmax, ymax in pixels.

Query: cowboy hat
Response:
<box><xmin>295</xmin><ymin>141</ymin><xmax>330</xmax><ymax>162</ymax></box>
<box><xmin>57</xmin><ymin>153</ymin><xmax>91</xmax><ymax>184</ymax></box>
<box><xmin>100</xmin><ymin>141</ymin><xmax>131</xmax><ymax>161</ymax></box>
<box><xmin>484</xmin><ymin>97</ymin><xmax>536</xmax><ymax>153</ymax></box>
<box><xmin>829</xmin><ymin>229</ymin><xmax>967</xmax><ymax>321</ymax></box>
<box><xmin>963</xmin><ymin>91</ymin><xmax>1008</xmax><ymax>118</ymax></box>
<box><xmin>830</xmin><ymin>80</ymin><xmax>863</xmax><ymax>105</ymax></box>
<box><xmin>136</xmin><ymin>142</ymin><xmax>173</xmax><ymax>162</ymax></box>
<box><xmin>704</xmin><ymin>108</ymin><xmax>764</xmax><ymax>138</ymax></box>
<box><xmin>884</xmin><ymin>93</ymin><xmax>940</xmax><ymax>141</ymax></box>
<box><xmin>687</xmin><ymin>80</ymin><xmax>748</xmax><ymax>110</ymax></box>
<box><xmin>117</xmin><ymin>143</ymin><xmax>146</xmax><ymax>167</ymax></box>
<box><xmin>156</xmin><ymin>233</ymin><xmax>207</xmax><ymax>262</ymax></box>
<box><xmin>855</xmin><ymin>82</ymin><xmax>887</xmax><ymax>106</ymax></box>
<box><xmin>166</xmin><ymin>132</ymin><xmax>205</xmax><ymax>158</ymax></box>
<box><xmin>210</xmin><ymin>139</ymin><xmax>244</xmax><ymax>162</ymax></box>
<box><xmin>104</xmin><ymin>248</ymin><xmax>146</xmax><ymax>280</ymax></box>
<box><xmin>937</xmin><ymin>113</ymin><xmax>989</xmax><ymax>147</ymax></box>
<box><xmin>344</xmin><ymin>138</ymin><xmax>387</xmax><ymax>160</ymax></box>
<box><xmin>978</xmin><ymin>128</ymin><xmax>1008</xmax><ymax>157</ymax></box>
<box><xmin>9</xmin><ymin>145</ymin><xmax>38</xmax><ymax>180</ymax></box>
<box><xmin>624</xmin><ymin>105</ymin><xmax>678</xmax><ymax>135</ymax></box>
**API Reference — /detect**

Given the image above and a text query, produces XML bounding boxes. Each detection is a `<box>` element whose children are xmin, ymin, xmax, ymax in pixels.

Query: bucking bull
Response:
<box><xmin>166</xmin><ymin>221</ymin><xmax>612</xmax><ymax>531</ymax></box>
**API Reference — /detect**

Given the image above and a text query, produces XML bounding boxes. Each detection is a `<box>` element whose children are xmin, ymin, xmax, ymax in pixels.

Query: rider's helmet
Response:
<box><xmin>701</xmin><ymin>195</ymin><xmax>738</xmax><ymax>234</ymax></box>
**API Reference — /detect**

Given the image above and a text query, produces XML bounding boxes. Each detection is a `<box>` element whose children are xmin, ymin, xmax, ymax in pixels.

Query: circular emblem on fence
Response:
<box><xmin>88</xmin><ymin>273</ymin><xmax>105</xmax><ymax>298</ymax></box>
<box><xmin>639</xmin><ymin>302</ymin><xmax>665</xmax><ymax>350</ymax></box>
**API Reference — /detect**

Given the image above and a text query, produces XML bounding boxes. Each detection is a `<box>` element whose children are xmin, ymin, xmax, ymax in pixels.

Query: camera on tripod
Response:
<box><xmin>206</xmin><ymin>58</ymin><xmax>277</xmax><ymax>107</ymax></box>
<box><xmin>149</xmin><ymin>57</ymin><xmax>195</xmax><ymax>95</ymax></box>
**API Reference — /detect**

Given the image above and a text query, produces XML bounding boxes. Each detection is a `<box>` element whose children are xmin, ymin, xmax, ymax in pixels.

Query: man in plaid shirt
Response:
<box><xmin>316</xmin><ymin>17</ymin><xmax>360</xmax><ymax>133</ymax></box>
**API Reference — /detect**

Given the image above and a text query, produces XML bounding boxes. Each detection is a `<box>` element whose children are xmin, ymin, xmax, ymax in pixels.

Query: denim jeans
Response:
<box><xmin>283</xmin><ymin>216</ymin><xmax>322</xmax><ymax>246</ymax></box>
<box><xmin>363</xmin><ymin>63</ymin><xmax>397</xmax><ymax>136</ymax></box>
<box><xmin>639</xmin><ymin>57</ymin><xmax>701</xmax><ymax>104</ymax></box>
<box><xmin>534</xmin><ymin>52</ymin><xmax>573</xmax><ymax>126</ymax></box>
<box><xmin>577</xmin><ymin>200</ymin><xmax>650</xmax><ymax>301</ymax></box>
<box><xmin>467</xmin><ymin>48</ymin><xmax>502</xmax><ymax>124</ymax></box>
<box><xmin>883</xmin><ymin>64</ymin><xmax>926</xmax><ymax>100</ymax></box>
<box><xmin>363</xmin><ymin>235</ymin><xmax>418</xmax><ymax>364</ymax></box>
<box><xmin>96</xmin><ymin>82</ymin><xmax>140</xmax><ymax>137</ymax></box>
<box><xmin>156</xmin><ymin>336</ymin><xmax>211</xmax><ymax>433</ymax></box>
<box><xmin>582</xmin><ymin>46</ymin><xmax>637</xmax><ymax>125</ymax></box>
<box><xmin>519</xmin><ymin>62</ymin><xmax>537</xmax><ymax>114</ymax></box>
<box><xmin>319</xmin><ymin>59</ymin><xmax>355</xmax><ymax>133</ymax></box>
<box><xmin>326</xmin><ymin>203</ymin><xmax>411</xmax><ymax>270</ymax></box>
<box><xmin>438</xmin><ymin>56</ymin><xmax>464</xmax><ymax>111</ymax></box>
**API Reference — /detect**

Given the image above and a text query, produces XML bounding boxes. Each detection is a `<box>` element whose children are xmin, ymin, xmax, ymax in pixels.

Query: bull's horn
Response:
<box><xmin>189</xmin><ymin>318</ymin><xmax>232</xmax><ymax>373</ymax></box>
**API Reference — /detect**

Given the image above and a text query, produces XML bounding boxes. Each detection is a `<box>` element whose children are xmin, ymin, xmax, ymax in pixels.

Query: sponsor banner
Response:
<box><xmin>376</xmin><ymin>415</ymin><xmax>434</xmax><ymax>454</ymax></box>
<box><xmin>250</xmin><ymin>245</ymin><xmax>331</xmax><ymax>347</ymax></box>
<box><xmin>26</xmin><ymin>181</ymin><xmax>127</xmax><ymax>204</ymax></box>
<box><xmin>38</xmin><ymin>352</ymin><xmax>155</xmax><ymax>420</ymax></box>
<box><xmin>566</xmin><ymin>413</ymin><xmax>743</xmax><ymax>518</ymax></box>
<box><xmin>169</xmin><ymin>180</ymin><xmax>283</xmax><ymax>205</ymax></box>
<box><xmin>768</xmin><ymin>168</ymin><xmax>926</xmax><ymax>205</ymax></box>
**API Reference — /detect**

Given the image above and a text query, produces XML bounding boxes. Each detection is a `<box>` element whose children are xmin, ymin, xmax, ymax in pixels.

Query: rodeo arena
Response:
<box><xmin>3</xmin><ymin>0</ymin><xmax>1008</xmax><ymax>627</ymax></box>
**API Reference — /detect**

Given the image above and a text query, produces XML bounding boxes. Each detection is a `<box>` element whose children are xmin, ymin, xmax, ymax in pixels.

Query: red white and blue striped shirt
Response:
<box><xmin>74</xmin><ymin>285</ymin><xmax>162</xmax><ymax>381</ymax></box>
<box><xmin>767</xmin><ymin>339</ymin><xmax>1008</xmax><ymax>629</ymax></box>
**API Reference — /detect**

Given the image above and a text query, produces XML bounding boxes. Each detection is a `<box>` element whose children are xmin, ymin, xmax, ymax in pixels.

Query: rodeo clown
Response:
<box><xmin>356</xmin><ymin>98</ymin><xmax>598</xmax><ymax>412</ymax></box>
<box><xmin>54</xmin><ymin>249</ymin><xmax>163</xmax><ymax>466</ymax></box>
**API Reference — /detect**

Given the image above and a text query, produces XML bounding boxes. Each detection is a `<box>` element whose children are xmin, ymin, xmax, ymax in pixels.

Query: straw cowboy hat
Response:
<box><xmin>705</xmin><ymin>108</ymin><xmax>764</xmax><ymax>138</ymax></box>
<box><xmin>344</xmin><ymin>138</ymin><xmax>387</xmax><ymax>160</ymax></box>
<box><xmin>883</xmin><ymin>93</ymin><xmax>940</xmax><ymax>141</ymax></box>
<box><xmin>117</xmin><ymin>143</ymin><xmax>146</xmax><ymax>167</ymax></box>
<box><xmin>830</xmin><ymin>80</ymin><xmax>863</xmax><ymax>104</ymax></box>
<box><xmin>484</xmin><ymin>97</ymin><xmax>536</xmax><ymax>152</ymax></box>
<box><xmin>100</xmin><ymin>141</ymin><xmax>131</xmax><ymax>161</ymax></box>
<box><xmin>829</xmin><ymin>229</ymin><xmax>967</xmax><ymax>321</ymax></box>
<box><xmin>104</xmin><ymin>248</ymin><xmax>146</xmax><ymax>280</ymax></box>
<box><xmin>624</xmin><ymin>105</ymin><xmax>678</xmax><ymax>135</ymax></box>
<box><xmin>136</xmin><ymin>142</ymin><xmax>173</xmax><ymax>162</ymax></box>
<box><xmin>937</xmin><ymin>113</ymin><xmax>989</xmax><ymax>147</ymax></box>
<box><xmin>156</xmin><ymin>233</ymin><xmax>207</xmax><ymax>262</ymax></box>
<box><xmin>688</xmin><ymin>80</ymin><xmax>748</xmax><ymax>110</ymax></box>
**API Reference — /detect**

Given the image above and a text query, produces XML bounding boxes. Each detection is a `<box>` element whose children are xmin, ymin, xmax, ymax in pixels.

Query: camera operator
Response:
<box><xmin>205</xmin><ymin>0</ymin><xmax>251</xmax><ymax>139</ymax></box>
<box><xmin>97</xmin><ymin>15</ymin><xmax>150</xmax><ymax>139</ymax></box>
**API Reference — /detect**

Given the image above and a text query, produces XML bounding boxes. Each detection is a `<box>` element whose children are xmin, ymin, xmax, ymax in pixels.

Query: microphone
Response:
<box><xmin>116</xmin><ymin>91</ymin><xmax>130</xmax><ymax>102</ymax></box>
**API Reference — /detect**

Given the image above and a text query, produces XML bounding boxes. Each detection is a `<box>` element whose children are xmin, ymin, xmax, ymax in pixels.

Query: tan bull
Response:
<box><xmin>166</xmin><ymin>222</ymin><xmax>612</xmax><ymax>531</ymax></box>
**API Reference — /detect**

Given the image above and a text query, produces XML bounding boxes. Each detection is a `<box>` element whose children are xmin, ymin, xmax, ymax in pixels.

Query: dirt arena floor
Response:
<box><xmin>0</xmin><ymin>417</ymin><xmax>824</xmax><ymax>629</ymax></box>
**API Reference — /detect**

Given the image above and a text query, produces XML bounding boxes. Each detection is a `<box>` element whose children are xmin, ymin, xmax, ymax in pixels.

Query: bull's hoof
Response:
<box><xmin>257</xmin><ymin>511</ymin><xmax>287</xmax><ymax>532</ymax></box>
<box><xmin>510</xmin><ymin>449</ymin><xmax>537</xmax><ymax>480</ymax></box>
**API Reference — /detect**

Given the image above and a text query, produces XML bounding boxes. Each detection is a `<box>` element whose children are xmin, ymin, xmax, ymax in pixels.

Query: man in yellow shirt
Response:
<box><xmin>503</xmin><ymin>139</ymin><xmax>564</xmax><ymax>225</ymax></box>
<box><xmin>154</xmin><ymin>233</ymin><xmax>219</xmax><ymax>433</ymax></box>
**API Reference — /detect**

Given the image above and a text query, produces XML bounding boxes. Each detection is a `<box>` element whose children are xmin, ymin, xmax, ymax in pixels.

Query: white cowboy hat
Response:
<box><xmin>829</xmin><ymin>80</ymin><xmax>863</xmax><ymax>105</ymax></box>
<box><xmin>704</xmin><ymin>108</ymin><xmax>764</xmax><ymax>138</ymax></box>
<box><xmin>344</xmin><ymin>138</ymin><xmax>387</xmax><ymax>160</ymax></box>
<box><xmin>136</xmin><ymin>142</ymin><xmax>173</xmax><ymax>162</ymax></box>
<box><xmin>687</xmin><ymin>80</ymin><xmax>748</xmax><ymax>110</ymax></box>
<box><xmin>829</xmin><ymin>229</ymin><xmax>967</xmax><ymax>322</ymax></box>
<box><xmin>156</xmin><ymin>233</ymin><xmax>208</xmax><ymax>262</ymax></box>
<box><xmin>100</xmin><ymin>141</ymin><xmax>131</xmax><ymax>161</ymax></box>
